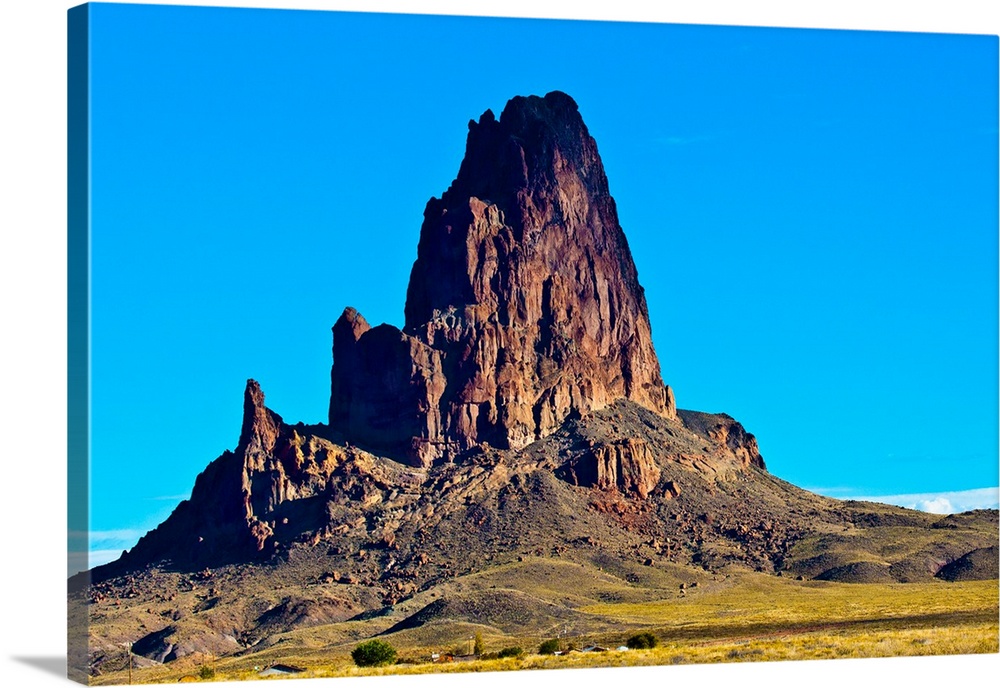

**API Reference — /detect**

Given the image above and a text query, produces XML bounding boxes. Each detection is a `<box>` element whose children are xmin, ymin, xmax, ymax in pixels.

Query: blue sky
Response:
<box><xmin>83</xmin><ymin>3</ymin><xmax>998</xmax><ymax>569</ymax></box>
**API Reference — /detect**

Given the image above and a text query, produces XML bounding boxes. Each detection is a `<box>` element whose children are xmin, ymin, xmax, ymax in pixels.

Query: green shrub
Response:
<box><xmin>626</xmin><ymin>632</ymin><xmax>658</xmax><ymax>649</ymax></box>
<box><xmin>351</xmin><ymin>639</ymin><xmax>398</xmax><ymax>667</ymax></box>
<box><xmin>474</xmin><ymin>631</ymin><xmax>485</xmax><ymax>655</ymax></box>
<box><xmin>198</xmin><ymin>665</ymin><xmax>215</xmax><ymax>680</ymax></box>
<box><xmin>538</xmin><ymin>639</ymin><xmax>561</xmax><ymax>655</ymax></box>
<box><xmin>498</xmin><ymin>646</ymin><xmax>524</xmax><ymax>659</ymax></box>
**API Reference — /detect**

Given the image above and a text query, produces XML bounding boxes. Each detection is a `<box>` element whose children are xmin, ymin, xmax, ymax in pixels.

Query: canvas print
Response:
<box><xmin>67</xmin><ymin>2</ymin><xmax>999</xmax><ymax>684</ymax></box>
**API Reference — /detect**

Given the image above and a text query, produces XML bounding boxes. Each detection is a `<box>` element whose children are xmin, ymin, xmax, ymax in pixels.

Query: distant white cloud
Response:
<box><xmin>71</xmin><ymin>521</ymin><xmax>171</xmax><ymax>576</ymax></box>
<box><xmin>813</xmin><ymin>486</ymin><xmax>999</xmax><ymax>514</ymax></box>
<box><xmin>915</xmin><ymin>497</ymin><xmax>953</xmax><ymax>514</ymax></box>
<box><xmin>68</xmin><ymin>530</ymin><xmax>149</xmax><ymax>576</ymax></box>
<box><xmin>88</xmin><ymin>549</ymin><xmax>129</xmax><ymax>570</ymax></box>
<box><xmin>89</xmin><ymin>528</ymin><xmax>148</xmax><ymax>545</ymax></box>
<box><xmin>79</xmin><ymin>497</ymin><xmax>184</xmax><ymax>573</ymax></box>
<box><xmin>68</xmin><ymin>549</ymin><xmax>131</xmax><ymax>578</ymax></box>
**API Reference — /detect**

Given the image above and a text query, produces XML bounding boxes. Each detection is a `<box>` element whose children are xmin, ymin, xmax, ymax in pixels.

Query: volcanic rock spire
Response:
<box><xmin>330</xmin><ymin>91</ymin><xmax>674</xmax><ymax>466</ymax></box>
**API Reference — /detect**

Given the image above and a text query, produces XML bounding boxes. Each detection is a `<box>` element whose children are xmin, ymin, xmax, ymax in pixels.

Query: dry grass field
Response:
<box><xmin>89</xmin><ymin>570</ymin><xmax>998</xmax><ymax>685</ymax></box>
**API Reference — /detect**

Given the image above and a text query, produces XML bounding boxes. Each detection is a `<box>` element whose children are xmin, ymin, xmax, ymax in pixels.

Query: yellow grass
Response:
<box><xmin>90</xmin><ymin>578</ymin><xmax>999</xmax><ymax>684</ymax></box>
<box><xmin>578</xmin><ymin>578</ymin><xmax>998</xmax><ymax>630</ymax></box>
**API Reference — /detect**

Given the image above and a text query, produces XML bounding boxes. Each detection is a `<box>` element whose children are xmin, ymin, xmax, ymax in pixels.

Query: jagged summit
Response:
<box><xmin>331</xmin><ymin>91</ymin><xmax>674</xmax><ymax>467</ymax></box>
<box><xmin>237</xmin><ymin>379</ymin><xmax>282</xmax><ymax>460</ymax></box>
<box><xmin>428</xmin><ymin>91</ymin><xmax>610</xmax><ymax>242</ymax></box>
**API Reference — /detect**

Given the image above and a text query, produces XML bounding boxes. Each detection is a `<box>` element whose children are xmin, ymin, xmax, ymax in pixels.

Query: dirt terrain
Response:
<box><xmin>72</xmin><ymin>398</ymin><xmax>998</xmax><ymax>679</ymax></box>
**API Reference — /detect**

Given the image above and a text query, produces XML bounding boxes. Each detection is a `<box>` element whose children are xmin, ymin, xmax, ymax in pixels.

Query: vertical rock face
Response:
<box><xmin>559</xmin><ymin>439</ymin><xmax>662</xmax><ymax>499</ymax></box>
<box><xmin>239</xmin><ymin>378</ymin><xmax>283</xmax><ymax>467</ymax></box>
<box><xmin>329</xmin><ymin>309</ymin><xmax>448</xmax><ymax>461</ymax></box>
<box><xmin>330</xmin><ymin>91</ymin><xmax>674</xmax><ymax>467</ymax></box>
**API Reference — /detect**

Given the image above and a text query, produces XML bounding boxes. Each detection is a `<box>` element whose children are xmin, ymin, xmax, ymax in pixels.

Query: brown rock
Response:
<box><xmin>112</xmin><ymin>379</ymin><xmax>367</xmax><ymax>568</ymax></box>
<box><xmin>708</xmin><ymin>416</ymin><xmax>765</xmax><ymax>469</ymax></box>
<box><xmin>560</xmin><ymin>438</ymin><xmax>661</xmax><ymax>498</ymax></box>
<box><xmin>664</xmin><ymin>385</ymin><xmax>677</xmax><ymax>419</ymax></box>
<box><xmin>329</xmin><ymin>92</ymin><xmax>674</xmax><ymax>466</ymax></box>
<box><xmin>677</xmin><ymin>410</ymin><xmax>766</xmax><ymax>471</ymax></box>
<box><xmin>238</xmin><ymin>379</ymin><xmax>283</xmax><ymax>469</ymax></box>
<box><xmin>329</xmin><ymin>313</ymin><xmax>448</xmax><ymax>466</ymax></box>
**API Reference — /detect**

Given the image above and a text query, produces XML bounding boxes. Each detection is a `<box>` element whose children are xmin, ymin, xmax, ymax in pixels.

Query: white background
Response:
<box><xmin>0</xmin><ymin>1</ymin><xmax>997</xmax><ymax>687</ymax></box>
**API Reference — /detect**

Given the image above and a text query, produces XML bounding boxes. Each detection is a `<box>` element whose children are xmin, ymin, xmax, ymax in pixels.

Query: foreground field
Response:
<box><xmin>91</xmin><ymin>573</ymin><xmax>998</xmax><ymax>684</ymax></box>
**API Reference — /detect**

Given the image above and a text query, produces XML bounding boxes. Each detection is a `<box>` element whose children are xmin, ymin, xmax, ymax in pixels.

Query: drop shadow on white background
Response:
<box><xmin>0</xmin><ymin>2</ymin><xmax>996</xmax><ymax>688</ymax></box>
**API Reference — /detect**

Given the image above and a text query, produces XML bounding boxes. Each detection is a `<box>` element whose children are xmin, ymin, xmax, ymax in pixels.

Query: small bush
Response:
<box><xmin>626</xmin><ymin>632</ymin><xmax>658</xmax><ymax>649</ymax></box>
<box><xmin>538</xmin><ymin>639</ymin><xmax>561</xmax><ymax>655</ymax></box>
<box><xmin>498</xmin><ymin>646</ymin><xmax>524</xmax><ymax>659</ymax></box>
<box><xmin>352</xmin><ymin>639</ymin><xmax>398</xmax><ymax>667</ymax></box>
<box><xmin>197</xmin><ymin>665</ymin><xmax>215</xmax><ymax>680</ymax></box>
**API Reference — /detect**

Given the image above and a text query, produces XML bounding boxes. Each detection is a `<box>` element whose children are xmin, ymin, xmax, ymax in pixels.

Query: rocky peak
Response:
<box><xmin>330</xmin><ymin>91</ymin><xmax>675</xmax><ymax>467</ymax></box>
<box><xmin>238</xmin><ymin>379</ymin><xmax>283</xmax><ymax>469</ymax></box>
<box><xmin>404</xmin><ymin>91</ymin><xmax>639</xmax><ymax>330</ymax></box>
